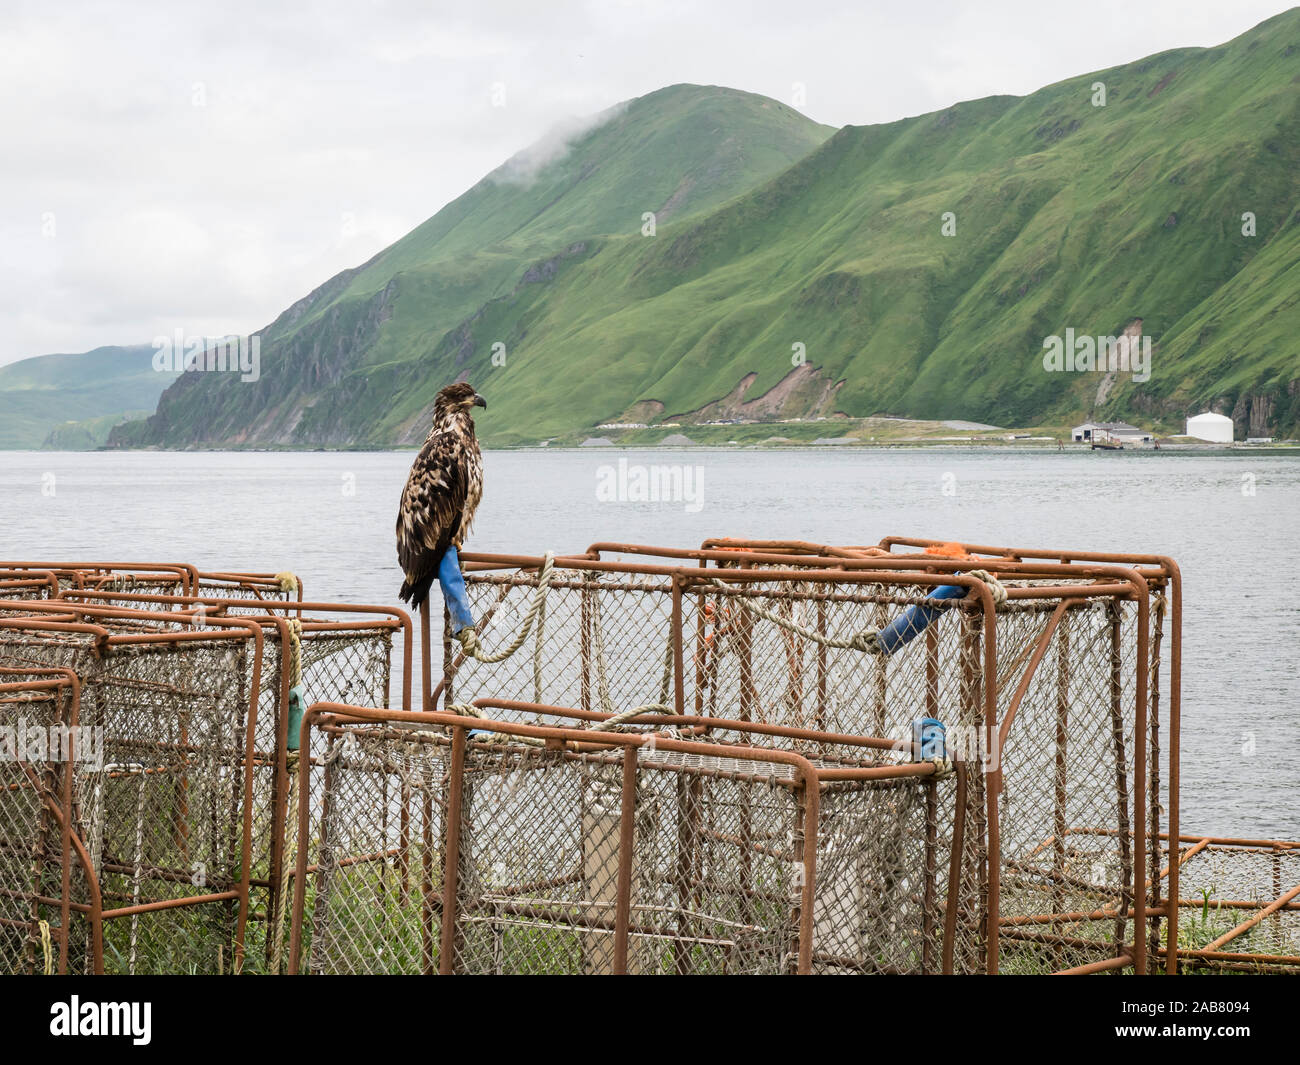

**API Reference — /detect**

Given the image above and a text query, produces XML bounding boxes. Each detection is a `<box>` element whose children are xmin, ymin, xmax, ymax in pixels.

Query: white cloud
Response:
<box><xmin>489</xmin><ymin>102</ymin><xmax>629</xmax><ymax>185</ymax></box>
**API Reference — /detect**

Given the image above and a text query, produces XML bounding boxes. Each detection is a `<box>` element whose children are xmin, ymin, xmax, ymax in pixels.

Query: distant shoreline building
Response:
<box><xmin>1071</xmin><ymin>420</ymin><xmax>1154</xmax><ymax>445</ymax></box>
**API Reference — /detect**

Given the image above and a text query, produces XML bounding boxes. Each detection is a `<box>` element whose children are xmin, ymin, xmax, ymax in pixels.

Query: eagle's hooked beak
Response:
<box><xmin>473</xmin><ymin>394</ymin><xmax>487</xmax><ymax>409</ymax></box>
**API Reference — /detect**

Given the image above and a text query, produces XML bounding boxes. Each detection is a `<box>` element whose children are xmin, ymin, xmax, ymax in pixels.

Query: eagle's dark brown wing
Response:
<box><xmin>396</xmin><ymin>429</ymin><xmax>470</xmax><ymax>607</ymax></box>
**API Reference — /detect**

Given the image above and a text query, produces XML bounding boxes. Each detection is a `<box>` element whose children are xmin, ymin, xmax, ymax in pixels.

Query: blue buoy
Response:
<box><xmin>912</xmin><ymin>717</ymin><xmax>947</xmax><ymax>762</ymax></box>
<box><xmin>286</xmin><ymin>684</ymin><xmax>306</xmax><ymax>752</ymax></box>
<box><xmin>874</xmin><ymin>583</ymin><xmax>967</xmax><ymax>655</ymax></box>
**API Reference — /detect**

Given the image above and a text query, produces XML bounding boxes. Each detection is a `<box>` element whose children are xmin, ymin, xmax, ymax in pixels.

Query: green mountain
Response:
<box><xmin>110</xmin><ymin>85</ymin><xmax>834</xmax><ymax>447</ymax></box>
<box><xmin>42</xmin><ymin>409</ymin><xmax>158</xmax><ymax>450</ymax></box>
<box><xmin>114</xmin><ymin>14</ymin><xmax>1300</xmax><ymax>447</ymax></box>
<box><xmin>0</xmin><ymin>346</ymin><xmax>178</xmax><ymax>449</ymax></box>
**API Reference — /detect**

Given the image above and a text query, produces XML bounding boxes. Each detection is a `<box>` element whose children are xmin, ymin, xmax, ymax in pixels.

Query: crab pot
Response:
<box><xmin>1160</xmin><ymin>835</ymin><xmax>1300</xmax><ymax>973</ymax></box>
<box><xmin>0</xmin><ymin>668</ymin><xmax>103</xmax><ymax>975</ymax></box>
<box><xmin>286</xmin><ymin>704</ymin><xmax>987</xmax><ymax>975</ymax></box>
<box><xmin>0</xmin><ymin>616</ymin><xmax>261</xmax><ymax>974</ymax></box>
<box><xmin>0</xmin><ymin>584</ymin><xmax>407</xmax><ymax>974</ymax></box>
<box><xmin>438</xmin><ymin>538</ymin><xmax>1177</xmax><ymax>973</ymax></box>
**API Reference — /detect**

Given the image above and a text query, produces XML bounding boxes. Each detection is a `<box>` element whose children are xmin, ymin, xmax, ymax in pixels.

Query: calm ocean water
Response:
<box><xmin>1</xmin><ymin>447</ymin><xmax>1296</xmax><ymax>837</ymax></box>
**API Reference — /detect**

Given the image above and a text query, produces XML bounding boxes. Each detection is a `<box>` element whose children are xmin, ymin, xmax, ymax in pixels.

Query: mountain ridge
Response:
<box><xmin>111</xmin><ymin>83</ymin><xmax>836</xmax><ymax>448</ymax></box>
<box><xmin>102</xmin><ymin>13</ymin><xmax>1300</xmax><ymax>447</ymax></box>
<box><xmin>0</xmin><ymin>345</ymin><xmax>178</xmax><ymax>449</ymax></box>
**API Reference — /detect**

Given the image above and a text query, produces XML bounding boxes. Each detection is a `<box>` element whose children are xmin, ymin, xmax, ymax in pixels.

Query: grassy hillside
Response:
<box><xmin>463</xmin><ymin>12</ymin><xmax>1300</xmax><ymax>445</ymax></box>
<box><xmin>0</xmin><ymin>346</ymin><xmax>177</xmax><ymax>449</ymax></box>
<box><xmin>113</xmin><ymin>85</ymin><xmax>834</xmax><ymax>448</ymax></box>
<box><xmin>114</xmin><ymin>13</ymin><xmax>1300</xmax><ymax>448</ymax></box>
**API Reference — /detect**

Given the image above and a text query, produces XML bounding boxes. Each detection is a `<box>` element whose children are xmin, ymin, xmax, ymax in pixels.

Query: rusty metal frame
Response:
<box><xmin>0</xmin><ymin>561</ymin><xmax>305</xmax><ymax>602</ymax></box>
<box><xmin>0</xmin><ymin>539</ymin><xmax>1190</xmax><ymax>976</ymax></box>
<box><xmin>47</xmin><ymin>588</ymin><xmax>414</xmax><ymax>965</ymax></box>
<box><xmin>287</xmin><ymin>698</ymin><xmax>967</xmax><ymax>975</ymax></box>
<box><xmin>442</xmin><ymin>543</ymin><xmax>1162</xmax><ymax>974</ymax></box>
<box><xmin>874</xmin><ymin>534</ymin><xmax>1180</xmax><ymax>973</ymax></box>
<box><xmin>1019</xmin><ymin>829</ymin><xmax>1300</xmax><ymax>973</ymax></box>
<box><xmin>1143</xmin><ymin>832</ymin><xmax>1298</xmax><ymax>973</ymax></box>
<box><xmin>0</xmin><ymin>604</ymin><xmax>266</xmax><ymax>971</ymax></box>
<box><xmin>0</xmin><ymin>666</ymin><xmax>105</xmax><ymax>974</ymax></box>
<box><xmin>50</xmin><ymin>588</ymin><xmax>413</xmax><ymax>713</ymax></box>
<box><xmin>3</xmin><ymin>591</ymin><xmax>412</xmax><ymax>969</ymax></box>
<box><xmin>682</xmin><ymin>534</ymin><xmax>1173</xmax><ymax>975</ymax></box>
<box><xmin>0</xmin><ymin>570</ymin><xmax>62</xmax><ymax>600</ymax></box>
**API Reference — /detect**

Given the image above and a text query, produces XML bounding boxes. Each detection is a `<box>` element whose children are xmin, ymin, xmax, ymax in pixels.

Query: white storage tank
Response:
<box><xmin>1186</xmin><ymin>411</ymin><xmax>1234</xmax><ymax>443</ymax></box>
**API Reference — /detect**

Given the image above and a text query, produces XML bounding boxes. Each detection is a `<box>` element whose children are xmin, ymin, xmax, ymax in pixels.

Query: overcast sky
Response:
<box><xmin>0</xmin><ymin>0</ymin><xmax>1289</xmax><ymax>366</ymax></box>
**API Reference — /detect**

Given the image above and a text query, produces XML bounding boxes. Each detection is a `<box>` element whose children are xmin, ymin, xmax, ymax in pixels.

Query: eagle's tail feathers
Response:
<box><xmin>399</xmin><ymin>571</ymin><xmax>437</xmax><ymax>609</ymax></box>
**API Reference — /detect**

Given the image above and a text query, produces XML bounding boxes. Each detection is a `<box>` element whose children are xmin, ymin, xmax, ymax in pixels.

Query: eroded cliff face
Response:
<box><xmin>671</xmin><ymin>364</ymin><xmax>845</xmax><ymax>423</ymax></box>
<box><xmin>109</xmin><ymin>277</ymin><xmax>398</xmax><ymax>448</ymax></box>
<box><xmin>1093</xmin><ymin>320</ymin><xmax>1145</xmax><ymax>410</ymax></box>
<box><xmin>1231</xmin><ymin>386</ymin><xmax>1298</xmax><ymax>439</ymax></box>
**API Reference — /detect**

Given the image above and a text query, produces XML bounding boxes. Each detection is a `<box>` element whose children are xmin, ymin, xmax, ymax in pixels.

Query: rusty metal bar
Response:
<box><xmin>438</xmin><ymin>724</ymin><xmax>468</xmax><ymax>974</ymax></box>
<box><xmin>612</xmin><ymin>745</ymin><xmax>637</xmax><ymax>973</ymax></box>
<box><xmin>1052</xmin><ymin>953</ymin><xmax>1133</xmax><ymax>975</ymax></box>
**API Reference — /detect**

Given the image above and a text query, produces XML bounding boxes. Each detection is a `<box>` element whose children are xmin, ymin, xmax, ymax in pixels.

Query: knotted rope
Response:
<box><xmin>270</xmin><ymin>616</ymin><xmax>305</xmax><ymax>974</ymax></box>
<box><xmin>286</xmin><ymin>617</ymin><xmax>303</xmax><ymax>687</ymax></box>
<box><xmin>587</xmin><ymin>703</ymin><xmax>675</xmax><ymax>732</ymax></box>
<box><xmin>38</xmin><ymin>919</ymin><xmax>53</xmax><ymax>975</ymax></box>
<box><xmin>445</xmin><ymin>702</ymin><xmax>545</xmax><ymax>745</ymax></box>
<box><xmin>443</xmin><ymin>700</ymin><xmax>678</xmax><ymax>744</ymax></box>
<box><xmin>964</xmin><ymin>569</ymin><xmax>1009</xmax><ymax>606</ymax></box>
<box><xmin>456</xmin><ymin>553</ymin><xmax>555</xmax><ymax>667</ymax></box>
<box><xmin>447</xmin><ymin>559</ymin><xmax>1005</xmax><ymax>748</ymax></box>
<box><xmin>708</xmin><ymin>577</ymin><xmax>883</xmax><ymax>652</ymax></box>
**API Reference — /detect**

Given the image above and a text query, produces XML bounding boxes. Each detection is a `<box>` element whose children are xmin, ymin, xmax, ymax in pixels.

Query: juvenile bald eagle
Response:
<box><xmin>396</xmin><ymin>382</ymin><xmax>486</xmax><ymax>609</ymax></box>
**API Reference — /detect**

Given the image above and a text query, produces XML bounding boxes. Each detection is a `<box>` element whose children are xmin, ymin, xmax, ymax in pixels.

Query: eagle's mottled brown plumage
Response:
<box><xmin>396</xmin><ymin>382</ymin><xmax>485</xmax><ymax>608</ymax></box>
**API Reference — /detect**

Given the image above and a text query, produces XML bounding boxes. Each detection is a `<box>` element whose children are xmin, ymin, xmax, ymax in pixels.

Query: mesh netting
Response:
<box><xmin>0</xmin><ymin>628</ymin><xmax>254</xmax><ymax>974</ymax></box>
<box><xmin>995</xmin><ymin>599</ymin><xmax>1153</xmax><ymax>972</ymax></box>
<box><xmin>1172</xmin><ymin>839</ymin><xmax>1300</xmax><ymax>972</ymax></box>
<box><xmin>0</xmin><ymin>607</ymin><xmax>395</xmax><ymax>974</ymax></box>
<box><xmin>435</xmin><ymin>556</ymin><xmax>1169</xmax><ymax>973</ymax></box>
<box><xmin>0</xmin><ymin>670</ymin><xmax>100</xmax><ymax>975</ymax></box>
<box><xmin>291</xmin><ymin>716</ymin><xmax>985</xmax><ymax>974</ymax></box>
<box><xmin>0</xmin><ymin>547</ymin><xmax>1202</xmax><ymax>976</ymax></box>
